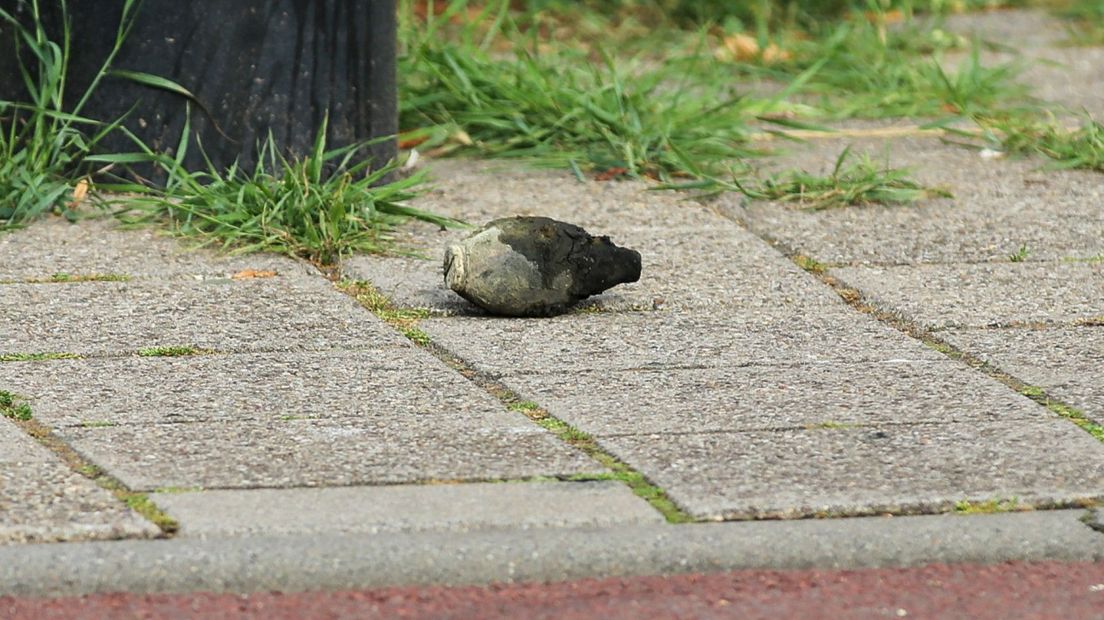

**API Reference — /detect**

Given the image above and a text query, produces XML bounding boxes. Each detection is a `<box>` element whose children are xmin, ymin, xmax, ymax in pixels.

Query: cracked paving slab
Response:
<box><xmin>830</xmin><ymin>261</ymin><xmax>1104</xmax><ymax>329</ymax></box>
<box><xmin>0</xmin><ymin>278</ymin><xmax>408</xmax><ymax>355</ymax></box>
<box><xmin>0</xmin><ymin>217</ymin><xmax>316</xmax><ymax>281</ymax></box>
<box><xmin>732</xmin><ymin>136</ymin><xmax>1104</xmax><ymax>266</ymax></box>
<box><xmin>941</xmin><ymin>326</ymin><xmax>1104</xmax><ymax>422</ymax></box>
<box><xmin>0</xmin><ymin>419</ymin><xmax>158</xmax><ymax>544</ymax></box>
<box><xmin>152</xmin><ymin>481</ymin><xmax>663</xmax><ymax>537</ymax></box>
<box><xmin>598</xmin><ymin>420</ymin><xmax>1104</xmax><ymax>520</ymax></box>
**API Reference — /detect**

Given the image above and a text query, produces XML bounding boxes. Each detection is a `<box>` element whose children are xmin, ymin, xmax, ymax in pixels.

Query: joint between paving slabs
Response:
<box><xmin>0</xmin><ymin>272</ymin><xmax>132</xmax><ymax>285</ymax></box>
<box><xmin>337</xmin><ymin>279</ymin><xmax>695</xmax><ymax>524</ymax></box>
<box><xmin>752</xmin><ymin>231</ymin><xmax>1104</xmax><ymax>449</ymax></box>
<box><xmin>2</xmin><ymin>413</ymin><xmax>179</xmax><ymax>535</ymax></box>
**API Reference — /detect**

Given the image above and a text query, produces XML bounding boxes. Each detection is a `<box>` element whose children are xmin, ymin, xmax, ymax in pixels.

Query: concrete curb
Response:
<box><xmin>3</xmin><ymin>510</ymin><xmax>1102</xmax><ymax>597</ymax></box>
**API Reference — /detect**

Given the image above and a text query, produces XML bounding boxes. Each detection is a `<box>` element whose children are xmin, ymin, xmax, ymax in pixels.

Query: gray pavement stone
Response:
<box><xmin>57</xmin><ymin>416</ymin><xmax>599</xmax><ymax>492</ymax></box>
<box><xmin>941</xmin><ymin>326</ymin><xmax>1104</xmax><ymax>422</ymax></box>
<box><xmin>421</xmin><ymin>310</ymin><xmax>944</xmax><ymax>376</ymax></box>
<box><xmin>0</xmin><ymin>350</ymin><xmax>511</xmax><ymax>428</ymax></box>
<box><xmin>598</xmin><ymin>420</ymin><xmax>1104</xmax><ymax>520</ymax></box>
<box><xmin>406</xmin><ymin>158</ymin><xmax>727</xmax><ymax>235</ymax></box>
<box><xmin>347</xmin><ymin>158</ymin><xmax>822</xmax><ymax>313</ymax></box>
<box><xmin>347</xmin><ymin>221</ymin><xmax>823</xmax><ymax>313</ymax></box>
<box><xmin>501</xmin><ymin>360</ymin><xmax>1051</xmax><ymax>436</ymax></box>
<box><xmin>0</xmin><ymin>217</ymin><xmax>315</xmax><ymax>281</ymax></box>
<box><xmin>830</xmin><ymin>262</ymin><xmax>1104</xmax><ymax>329</ymax></box>
<box><xmin>153</xmin><ymin>481</ymin><xmax>662</xmax><ymax>537</ymax></box>
<box><xmin>2</xmin><ymin>511</ymin><xmax>1102</xmax><ymax>596</ymax></box>
<box><xmin>0</xmin><ymin>278</ymin><xmax>407</xmax><ymax>356</ymax></box>
<box><xmin>0</xmin><ymin>419</ymin><xmax>158</xmax><ymax>544</ymax></box>
<box><xmin>734</xmin><ymin>136</ymin><xmax>1104</xmax><ymax>265</ymax></box>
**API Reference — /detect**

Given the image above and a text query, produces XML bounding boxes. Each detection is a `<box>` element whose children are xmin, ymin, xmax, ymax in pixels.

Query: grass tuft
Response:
<box><xmin>954</xmin><ymin>497</ymin><xmax>1021</xmax><ymax>514</ymax></box>
<box><xmin>339</xmin><ymin>280</ymin><xmax>434</xmax><ymax>344</ymax></box>
<box><xmin>0</xmin><ymin>352</ymin><xmax>82</xmax><ymax>362</ymax></box>
<box><xmin>107</xmin><ymin>115</ymin><xmax>464</xmax><ymax>267</ymax></box>
<box><xmin>668</xmin><ymin>146</ymin><xmax>951</xmax><ymax>208</ymax></box>
<box><xmin>0</xmin><ymin>389</ymin><xmax>33</xmax><ymax>420</ymax></box>
<box><xmin>963</xmin><ymin>114</ymin><xmax>1104</xmax><ymax>172</ymax></box>
<box><xmin>137</xmin><ymin>346</ymin><xmax>212</xmax><ymax>357</ymax></box>
<box><xmin>0</xmin><ymin>0</ymin><xmax>144</xmax><ymax>230</ymax></box>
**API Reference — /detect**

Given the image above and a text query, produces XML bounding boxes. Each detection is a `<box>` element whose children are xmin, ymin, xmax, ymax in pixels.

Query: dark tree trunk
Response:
<box><xmin>0</xmin><ymin>0</ymin><xmax>397</xmax><ymax>178</ymax></box>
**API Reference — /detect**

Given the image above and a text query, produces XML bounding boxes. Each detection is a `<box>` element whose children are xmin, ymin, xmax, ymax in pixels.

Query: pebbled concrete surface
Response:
<box><xmin>0</xmin><ymin>350</ymin><xmax>522</xmax><ymax>427</ymax></box>
<box><xmin>499</xmin><ymin>360</ymin><xmax>1054</xmax><ymax>436</ymax></box>
<box><xmin>598</xmin><ymin>420</ymin><xmax>1104</xmax><ymax>520</ymax></box>
<box><xmin>153</xmin><ymin>481</ymin><xmax>663</xmax><ymax>537</ymax></box>
<box><xmin>421</xmin><ymin>311</ymin><xmax>943</xmax><ymax>375</ymax></box>
<box><xmin>0</xmin><ymin>511</ymin><xmax>1102</xmax><ymax>597</ymax></box>
<box><xmin>735</xmin><ymin>137</ymin><xmax>1104</xmax><ymax>266</ymax></box>
<box><xmin>56</xmin><ymin>416</ymin><xmax>599</xmax><ymax>492</ymax></box>
<box><xmin>0</xmin><ymin>419</ymin><xmax>158</xmax><ymax>544</ymax></box>
<box><xmin>830</xmin><ymin>261</ymin><xmax>1104</xmax><ymax>329</ymax></box>
<box><xmin>0</xmin><ymin>217</ymin><xmax>315</xmax><ymax>281</ymax></box>
<box><xmin>0</xmin><ymin>278</ymin><xmax>407</xmax><ymax>355</ymax></box>
<box><xmin>940</xmin><ymin>326</ymin><xmax>1104</xmax><ymax>422</ymax></box>
<box><xmin>1</xmin><ymin>7</ymin><xmax>1103</xmax><ymax>597</ymax></box>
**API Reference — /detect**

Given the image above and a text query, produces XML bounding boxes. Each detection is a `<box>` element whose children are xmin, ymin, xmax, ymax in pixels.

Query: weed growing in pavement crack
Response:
<box><xmin>0</xmin><ymin>352</ymin><xmax>82</xmax><ymax>362</ymax></box>
<box><xmin>137</xmin><ymin>346</ymin><xmax>213</xmax><ymax>357</ymax></box>
<box><xmin>0</xmin><ymin>389</ymin><xmax>33</xmax><ymax>420</ymax></box>
<box><xmin>1008</xmin><ymin>243</ymin><xmax>1030</xmax><ymax>262</ymax></box>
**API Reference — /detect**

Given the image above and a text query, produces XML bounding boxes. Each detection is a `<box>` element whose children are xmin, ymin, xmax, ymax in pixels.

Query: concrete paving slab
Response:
<box><xmin>941</xmin><ymin>326</ymin><xmax>1104</xmax><ymax>421</ymax></box>
<box><xmin>421</xmin><ymin>311</ymin><xmax>944</xmax><ymax>376</ymax></box>
<box><xmin>0</xmin><ymin>278</ymin><xmax>407</xmax><ymax>356</ymax></box>
<box><xmin>501</xmin><ymin>360</ymin><xmax>1050</xmax><ymax>436</ymax></box>
<box><xmin>407</xmin><ymin>159</ymin><xmax>727</xmax><ymax>234</ymax></box>
<box><xmin>0</xmin><ymin>420</ymin><xmax>158</xmax><ymax>544</ymax></box>
<box><xmin>346</xmin><ymin>222</ymin><xmax>824</xmax><ymax>313</ymax></box>
<box><xmin>0</xmin><ymin>217</ymin><xmax>315</xmax><ymax>281</ymax></box>
<box><xmin>153</xmin><ymin>481</ymin><xmax>662</xmax><ymax>537</ymax></box>
<box><xmin>598</xmin><ymin>420</ymin><xmax>1104</xmax><ymax>519</ymax></box>
<box><xmin>0</xmin><ymin>350</ymin><xmax>513</xmax><ymax>428</ymax></box>
<box><xmin>734</xmin><ymin>136</ymin><xmax>1104</xmax><ymax>265</ymax></box>
<box><xmin>830</xmin><ymin>262</ymin><xmax>1104</xmax><ymax>329</ymax></box>
<box><xmin>2</xmin><ymin>511</ymin><xmax>1102</xmax><ymax>596</ymax></box>
<box><xmin>57</xmin><ymin>417</ymin><xmax>599</xmax><ymax>491</ymax></box>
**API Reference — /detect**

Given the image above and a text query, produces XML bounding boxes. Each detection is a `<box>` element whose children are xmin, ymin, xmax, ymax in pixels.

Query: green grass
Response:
<box><xmin>0</xmin><ymin>389</ymin><xmax>33</xmax><ymax>420</ymax></box>
<box><xmin>339</xmin><ymin>280</ymin><xmax>435</xmax><ymax>344</ymax></box>
<box><xmin>1009</xmin><ymin>243</ymin><xmax>1030</xmax><ymax>262</ymax></box>
<box><xmin>667</xmin><ymin>145</ymin><xmax>951</xmax><ymax>208</ymax></box>
<box><xmin>399</xmin><ymin>12</ymin><xmax>764</xmax><ymax>181</ymax></box>
<box><xmin>736</xmin><ymin>20</ymin><xmax>1033</xmax><ymax>120</ymax></box>
<box><xmin>399</xmin><ymin>0</ymin><xmax>1035</xmax><ymax>188</ymax></box>
<box><xmin>136</xmin><ymin>346</ymin><xmax>211</xmax><ymax>357</ymax></box>
<box><xmin>105</xmin><ymin>115</ymin><xmax>464</xmax><ymax>266</ymax></box>
<box><xmin>34</xmin><ymin>272</ymin><xmax>130</xmax><ymax>283</ymax></box>
<box><xmin>1054</xmin><ymin>0</ymin><xmax>1104</xmax><ymax>45</ymax></box>
<box><xmin>0</xmin><ymin>352</ymin><xmax>82</xmax><ymax>362</ymax></box>
<box><xmin>3</xmin><ymin>1</ymin><xmax>457</xmax><ymax>265</ymax></box>
<box><xmin>954</xmin><ymin>497</ymin><xmax>1021</xmax><ymax>514</ymax></box>
<box><xmin>962</xmin><ymin>114</ymin><xmax>1104</xmax><ymax>172</ymax></box>
<box><xmin>0</xmin><ymin>0</ymin><xmax>143</xmax><ymax>230</ymax></box>
<box><xmin>1021</xmin><ymin>385</ymin><xmax>1104</xmax><ymax>442</ymax></box>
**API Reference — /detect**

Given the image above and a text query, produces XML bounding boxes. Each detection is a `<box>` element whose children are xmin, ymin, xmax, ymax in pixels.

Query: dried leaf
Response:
<box><xmin>231</xmin><ymin>269</ymin><xmax>278</xmax><ymax>280</ymax></box>
<box><xmin>68</xmin><ymin>179</ymin><xmax>90</xmax><ymax>208</ymax></box>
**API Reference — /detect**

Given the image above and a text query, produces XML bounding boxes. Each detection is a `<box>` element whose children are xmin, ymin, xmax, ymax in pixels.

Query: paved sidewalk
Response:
<box><xmin>1</xmin><ymin>8</ymin><xmax>1103</xmax><ymax>602</ymax></box>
